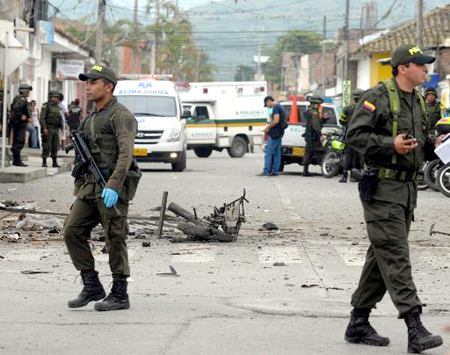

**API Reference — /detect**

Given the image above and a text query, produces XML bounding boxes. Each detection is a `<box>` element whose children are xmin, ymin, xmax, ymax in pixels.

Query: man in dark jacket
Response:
<box><xmin>10</xmin><ymin>84</ymin><xmax>32</xmax><ymax>166</ymax></box>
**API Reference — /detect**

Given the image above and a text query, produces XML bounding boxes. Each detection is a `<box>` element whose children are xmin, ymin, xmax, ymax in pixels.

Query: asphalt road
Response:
<box><xmin>0</xmin><ymin>150</ymin><xmax>449</xmax><ymax>354</ymax></box>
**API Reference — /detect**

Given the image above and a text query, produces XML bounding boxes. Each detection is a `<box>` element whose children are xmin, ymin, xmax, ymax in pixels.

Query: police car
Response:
<box><xmin>114</xmin><ymin>78</ymin><xmax>187</xmax><ymax>171</ymax></box>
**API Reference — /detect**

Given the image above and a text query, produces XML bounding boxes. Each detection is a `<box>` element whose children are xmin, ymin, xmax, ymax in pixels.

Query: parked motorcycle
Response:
<box><xmin>321</xmin><ymin>131</ymin><xmax>345</xmax><ymax>178</ymax></box>
<box><xmin>436</xmin><ymin>163</ymin><xmax>450</xmax><ymax>197</ymax></box>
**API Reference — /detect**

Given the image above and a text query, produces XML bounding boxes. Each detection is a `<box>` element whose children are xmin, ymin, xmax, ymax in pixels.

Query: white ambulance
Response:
<box><xmin>177</xmin><ymin>81</ymin><xmax>267</xmax><ymax>158</ymax></box>
<box><xmin>114</xmin><ymin>79</ymin><xmax>187</xmax><ymax>171</ymax></box>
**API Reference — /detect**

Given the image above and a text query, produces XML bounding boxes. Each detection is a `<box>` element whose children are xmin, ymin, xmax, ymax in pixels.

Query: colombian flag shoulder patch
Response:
<box><xmin>363</xmin><ymin>100</ymin><xmax>376</xmax><ymax>112</ymax></box>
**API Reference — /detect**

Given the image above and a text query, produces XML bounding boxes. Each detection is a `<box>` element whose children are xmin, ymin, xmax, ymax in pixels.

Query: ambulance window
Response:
<box><xmin>322</xmin><ymin>106</ymin><xmax>337</xmax><ymax>126</ymax></box>
<box><xmin>194</xmin><ymin>106</ymin><xmax>209</xmax><ymax>120</ymax></box>
<box><xmin>117</xmin><ymin>96</ymin><xmax>176</xmax><ymax>117</ymax></box>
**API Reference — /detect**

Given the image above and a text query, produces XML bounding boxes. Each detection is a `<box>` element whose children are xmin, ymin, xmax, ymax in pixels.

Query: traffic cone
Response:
<box><xmin>289</xmin><ymin>96</ymin><xmax>299</xmax><ymax>124</ymax></box>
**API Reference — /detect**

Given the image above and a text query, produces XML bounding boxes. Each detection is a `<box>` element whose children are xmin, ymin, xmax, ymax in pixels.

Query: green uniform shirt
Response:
<box><xmin>40</xmin><ymin>102</ymin><xmax>62</xmax><ymax>128</ymax></box>
<box><xmin>304</xmin><ymin>107</ymin><xmax>322</xmax><ymax>142</ymax></box>
<box><xmin>74</xmin><ymin>96</ymin><xmax>137</xmax><ymax>200</ymax></box>
<box><xmin>11</xmin><ymin>95</ymin><xmax>31</xmax><ymax>125</ymax></box>
<box><xmin>339</xmin><ymin>103</ymin><xmax>356</xmax><ymax>126</ymax></box>
<box><xmin>425</xmin><ymin>101</ymin><xmax>442</xmax><ymax>130</ymax></box>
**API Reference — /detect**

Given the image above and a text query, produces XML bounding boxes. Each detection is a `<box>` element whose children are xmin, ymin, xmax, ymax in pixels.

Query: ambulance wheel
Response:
<box><xmin>194</xmin><ymin>147</ymin><xmax>212</xmax><ymax>158</ymax></box>
<box><xmin>227</xmin><ymin>136</ymin><xmax>247</xmax><ymax>158</ymax></box>
<box><xmin>437</xmin><ymin>164</ymin><xmax>450</xmax><ymax>197</ymax></box>
<box><xmin>172</xmin><ymin>151</ymin><xmax>186</xmax><ymax>172</ymax></box>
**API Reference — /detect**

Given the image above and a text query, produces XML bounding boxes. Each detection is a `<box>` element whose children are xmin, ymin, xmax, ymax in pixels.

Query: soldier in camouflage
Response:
<box><xmin>40</xmin><ymin>91</ymin><xmax>62</xmax><ymax>167</ymax></box>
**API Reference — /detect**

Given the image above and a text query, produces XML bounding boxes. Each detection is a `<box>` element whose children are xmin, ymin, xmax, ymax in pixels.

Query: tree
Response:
<box><xmin>234</xmin><ymin>65</ymin><xmax>256</xmax><ymax>81</ymax></box>
<box><xmin>264</xmin><ymin>30</ymin><xmax>321</xmax><ymax>88</ymax></box>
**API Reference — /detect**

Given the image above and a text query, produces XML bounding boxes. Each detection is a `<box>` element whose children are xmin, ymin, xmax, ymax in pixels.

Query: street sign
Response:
<box><xmin>342</xmin><ymin>80</ymin><xmax>352</xmax><ymax>107</ymax></box>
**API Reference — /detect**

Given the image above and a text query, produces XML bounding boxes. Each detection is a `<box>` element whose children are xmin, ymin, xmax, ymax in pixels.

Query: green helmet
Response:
<box><xmin>308</xmin><ymin>96</ymin><xmax>323</xmax><ymax>104</ymax></box>
<box><xmin>352</xmin><ymin>89</ymin><xmax>364</xmax><ymax>100</ymax></box>
<box><xmin>18</xmin><ymin>83</ymin><xmax>32</xmax><ymax>94</ymax></box>
<box><xmin>48</xmin><ymin>90</ymin><xmax>59</xmax><ymax>98</ymax></box>
<box><xmin>424</xmin><ymin>87</ymin><xmax>438</xmax><ymax>97</ymax></box>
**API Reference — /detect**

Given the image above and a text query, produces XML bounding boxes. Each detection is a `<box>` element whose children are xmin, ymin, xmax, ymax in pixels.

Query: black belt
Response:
<box><xmin>377</xmin><ymin>168</ymin><xmax>417</xmax><ymax>182</ymax></box>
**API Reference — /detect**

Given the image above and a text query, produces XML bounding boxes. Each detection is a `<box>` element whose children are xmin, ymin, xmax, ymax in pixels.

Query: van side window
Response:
<box><xmin>194</xmin><ymin>106</ymin><xmax>210</xmax><ymax>121</ymax></box>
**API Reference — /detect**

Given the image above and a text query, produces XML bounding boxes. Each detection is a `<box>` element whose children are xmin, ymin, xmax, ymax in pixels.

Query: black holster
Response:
<box><xmin>358</xmin><ymin>168</ymin><xmax>379</xmax><ymax>203</ymax></box>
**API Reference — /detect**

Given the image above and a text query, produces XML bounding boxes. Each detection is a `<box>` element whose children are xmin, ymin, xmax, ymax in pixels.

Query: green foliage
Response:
<box><xmin>264</xmin><ymin>30</ymin><xmax>321</xmax><ymax>87</ymax></box>
<box><xmin>234</xmin><ymin>65</ymin><xmax>256</xmax><ymax>81</ymax></box>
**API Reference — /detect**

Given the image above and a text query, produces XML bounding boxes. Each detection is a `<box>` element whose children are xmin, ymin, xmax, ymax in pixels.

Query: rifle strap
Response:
<box><xmin>381</xmin><ymin>79</ymin><xmax>400</xmax><ymax>165</ymax></box>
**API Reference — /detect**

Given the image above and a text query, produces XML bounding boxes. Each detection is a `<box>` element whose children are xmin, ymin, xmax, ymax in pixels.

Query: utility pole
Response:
<box><xmin>294</xmin><ymin>54</ymin><xmax>299</xmax><ymax>94</ymax></box>
<box><xmin>256</xmin><ymin>26</ymin><xmax>262</xmax><ymax>80</ymax></box>
<box><xmin>150</xmin><ymin>0</ymin><xmax>160</xmax><ymax>74</ymax></box>
<box><xmin>417</xmin><ymin>0</ymin><xmax>423</xmax><ymax>48</ymax></box>
<box><xmin>343</xmin><ymin>0</ymin><xmax>350</xmax><ymax>82</ymax></box>
<box><xmin>132</xmin><ymin>0</ymin><xmax>138</xmax><ymax>74</ymax></box>
<box><xmin>196</xmin><ymin>47</ymin><xmax>201</xmax><ymax>81</ymax></box>
<box><xmin>322</xmin><ymin>15</ymin><xmax>327</xmax><ymax>98</ymax></box>
<box><xmin>95</xmin><ymin>0</ymin><xmax>106</xmax><ymax>63</ymax></box>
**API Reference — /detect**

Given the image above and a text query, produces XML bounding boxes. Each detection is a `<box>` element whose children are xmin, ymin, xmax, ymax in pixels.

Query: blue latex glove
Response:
<box><xmin>101</xmin><ymin>188</ymin><xmax>119</xmax><ymax>208</ymax></box>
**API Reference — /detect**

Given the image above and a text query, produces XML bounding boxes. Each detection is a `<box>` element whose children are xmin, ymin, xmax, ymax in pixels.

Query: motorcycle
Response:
<box><xmin>321</xmin><ymin>131</ymin><xmax>345</xmax><ymax>178</ymax></box>
<box><xmin>436</xmin><ymin>163</ymin><xmax>450</xmax><ymax>197</ymax></box>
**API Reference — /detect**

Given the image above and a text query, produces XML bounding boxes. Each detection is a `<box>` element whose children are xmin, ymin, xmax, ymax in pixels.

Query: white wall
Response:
<box><xmin>356</xmin><ymin>57</ymin><xmax>371</xmax><ymax>90</ymax></box>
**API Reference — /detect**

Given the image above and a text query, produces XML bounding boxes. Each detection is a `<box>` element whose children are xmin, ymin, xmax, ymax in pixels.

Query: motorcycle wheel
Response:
<box><xmin>424</xmin><ymin>159</ymin><xmax>441</xmax><ymax>191</ymax></box>
<box><xmin>417</xmin><ymin>161</ymin><xmax>429</xmax><ymax>191</ymax></box>
<box><xmin>437</xmin><ymin>164</ymin><xmax>450</xmax><ymax>197</ymax></box>
<box><xmin>321</xmin><ymin>150</ymin><xmax>340</xmax><ymax>178</ymax></box>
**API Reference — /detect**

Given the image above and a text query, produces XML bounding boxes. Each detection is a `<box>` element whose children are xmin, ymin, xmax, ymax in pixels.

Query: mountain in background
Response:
<box><xmin>187</xmin><ymin>0</ymin><xmax>447</xmax><ymax>80</ymax></box>
<box><xmin>57</xmin><ymin>0</ymin><xmax>448</xmax><ymax>80</ymax></box>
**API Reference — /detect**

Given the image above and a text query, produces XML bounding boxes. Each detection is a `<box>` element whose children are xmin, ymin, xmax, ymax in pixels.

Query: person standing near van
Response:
<box><xmin>302</xmin><ymin>96</ymin><xmax>324</xmax><ymax>177</ymax></box>
<box><xmin>257</xmin><ymin>96</ymin><xmax>286</xmax><ymax>176</ymax></box>
<box><xmin>64</xmin><ymin>64</ymin><xmax>141</xmax><ymax>311</ymax></box>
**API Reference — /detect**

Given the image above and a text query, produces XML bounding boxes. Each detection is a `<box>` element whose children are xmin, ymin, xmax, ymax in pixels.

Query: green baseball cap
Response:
<box><xmin>391</xmin><ymin>44</ymin><xmax>435</xmax><ymax>67</ymax></box>
<box><xmin>79</xmin><ymin>64</ymin><xmax>117</xmax><ymax>85</ymax></box>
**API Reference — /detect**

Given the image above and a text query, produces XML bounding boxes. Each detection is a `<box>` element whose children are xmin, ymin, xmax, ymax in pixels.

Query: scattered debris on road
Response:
<box><xmin>273</xmin><ymin>262</ymin><xmax>286</xmax><ymax>266</ymax></box>
<box><xmin>21</xmin><ymin>270</ymin><xmax>52</xmax><ymax>275</ymax></box>
<box><xmin>429</xmin><ymin>224</ymin><xmax>450</xmax><ymax>237</ymax></box>
<box><xmin>157</xmin><ymin>265</ymin><xmax>179</xmax><ymax>277</ymax></box>
<box><xmin>142</xmin><ymin>241</ymin><xmax>151</xmax><ymax>248</ymax></box>
<box><xmin>259</xmin><ymin>222</ymin><xmax>279</xmax><ymax>231</ymax></box>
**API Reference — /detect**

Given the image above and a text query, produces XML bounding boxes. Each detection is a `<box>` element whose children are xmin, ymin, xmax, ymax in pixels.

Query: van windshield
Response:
<box><xmin>117</xmin><ymin>96</ymin><xmax>177</xmax><ymax>117</ymax></box>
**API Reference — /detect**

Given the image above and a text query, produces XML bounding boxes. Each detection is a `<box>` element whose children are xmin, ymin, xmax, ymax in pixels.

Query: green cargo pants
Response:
<box><xmin>64</xmin><ymin>197</ymin><xmax>130</xmax><ymax>280</ymax></box>
<box><xmin>351</xmin><ymin>199</ymin><xmax>422</xmax><ymax>317</ymax></box>
<box><xmin>41</xmin><ymin>125</ymin><xmax>60</xmax><ymax>159</ymax></box>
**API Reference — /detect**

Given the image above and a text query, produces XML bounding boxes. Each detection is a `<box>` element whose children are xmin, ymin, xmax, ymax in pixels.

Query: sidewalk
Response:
<box><xmin>0</xmin><ymin>147</ymin><xmax>73</xmax><ymax>183</ymax></box>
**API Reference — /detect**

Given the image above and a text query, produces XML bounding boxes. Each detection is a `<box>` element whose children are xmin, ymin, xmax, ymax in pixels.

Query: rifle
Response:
<box><xmin>65</xmin><ymin>129</ymin><xmax>121</xmax><ymax>215</ymax></box>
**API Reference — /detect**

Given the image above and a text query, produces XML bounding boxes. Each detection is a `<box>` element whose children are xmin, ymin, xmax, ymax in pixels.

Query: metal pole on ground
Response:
<box><xmin>157</xmin><ymin>191</ymin><xmax>168</xmax><ymax>238</ymax></box>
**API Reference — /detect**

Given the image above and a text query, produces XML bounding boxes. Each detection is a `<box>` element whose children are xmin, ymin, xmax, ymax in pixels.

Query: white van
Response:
<box><xmin>114</xmin><ymin>79</ymin><xmax>187</xmax><ymax>172</ymax></box>
<box><xmin>178</xmin><ymin>81</ymin><xmax>267</xmax><ymax>158</ymax></box>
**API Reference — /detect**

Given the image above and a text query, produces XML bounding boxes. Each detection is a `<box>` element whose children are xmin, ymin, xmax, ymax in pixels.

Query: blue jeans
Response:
<box><xmin>263</xmin><ymin>136</ymin><xmax>282</xmax><ymax>174</ymax></box>
<box><xmin>27</xmin><ymin>125</ymin><xmax>38</xmax><ymax>148</ymax></box>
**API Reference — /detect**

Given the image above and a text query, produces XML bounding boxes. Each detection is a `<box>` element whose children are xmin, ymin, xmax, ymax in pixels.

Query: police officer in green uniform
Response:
<box><xmin>424</xmin><ymin>87</ymin><xmax>443</xmax><ymax>131</ymax></box>
<box><xmin>64</xmin><ymin>65</ymin><xmax>141</xmax><ymax>312</ymax></box>
<box><xmin>40</xmin><ymin>91</ymin><xmax>62</xmax><ymax>167</ymax></box>
<box><xmin>302</xmin><ymin>96</ymin><xmax>324</xmax><ymax>176</ymax></box>
<box><xmin>10</xmin><ymin>83</ymin><xmax>32</xmax><ymax>166</ymax></box>
<box><xmin>345</xmin><ymin>44</ymin><xmax>443</xmax><ymax>353</ymax></box>
<box><xmin>339</xmin><ymin>89</ymin><xmax>364</xmax><ymax>182</ymax></box>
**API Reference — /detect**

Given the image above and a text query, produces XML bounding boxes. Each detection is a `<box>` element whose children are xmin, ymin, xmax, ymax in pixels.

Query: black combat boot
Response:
<box><xmin>52</xmin><ymin>157</ymin><xmax>60</xmax><ymax>168</ymax></box>
<box><xmin>339</xmin><ymin>171</ymin><xmax>348</xmax><ymax>183</ymax></box>
<box><xmin>345</xmin><ymin>308</ymin><xmax>390</xmax><ymax>346</ymax></box>
<box><xmin>94</xmin><ymin>279</ymin><xmax>130</xmax><ymax>311</ymax></box>
<box><xmin>303</xmin><ymin>165</ymin><xmax>311</xmax><ymax>177</ymax></box>
<box><xmin>404</xmin><ymin>307</ymin><xmax>443</xmax><ymax>353</ymax></box>
<box><xmin>68</xmin><ymin>270</ymin><xmax>106</xmax><ymax>308</ymax></box>
<box><xmin>42</xmin><ymin>158</ymin><xmax>47</xmax><ymax>167</ymax></box>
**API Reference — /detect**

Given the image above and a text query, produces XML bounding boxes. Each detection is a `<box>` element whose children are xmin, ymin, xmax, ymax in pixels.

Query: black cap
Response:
<box><xmin>79</xmin><ymin>64</ymin><xmax>117</xmax><ymax>85</ymax></box>
<box><xmin>391</xmin><ymin>44</ymin><xmax>435</xmax><ymax>67</ymax></box>
<box><xmin>264</xmin><ymin>95</ymin><xmax>274</xmax><ymax>107</ymax></box>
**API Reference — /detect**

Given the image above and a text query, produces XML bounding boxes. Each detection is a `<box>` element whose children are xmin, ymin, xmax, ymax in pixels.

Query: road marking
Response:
<box><xmin>334</xmin><ymin>245</ymin><xmax>368</xmax><ymax>266</ymax></box>
<box><xmin>5</xmin><ymin>248</ymin><xmax>57</xmax><ymax>261</ymax></box>
<box><xmin>171</xmin><ymin>245</ymin><xmax>215</xmax><ymax>263</ymax></box>
<box><xmin>258</xmin><ymin>246</ymin><xmax>302</xmax><ymax>264</ymax></box>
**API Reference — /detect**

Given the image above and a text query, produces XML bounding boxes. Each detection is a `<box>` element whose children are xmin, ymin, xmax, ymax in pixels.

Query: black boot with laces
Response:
<box><xmin>404</xmin><ymin>307</ymin><xmax>443</xmax><ymax>353</ymax></box>
<box><xmin>345</xmin><ymin>308</ymin><xmax>390</xmax><ymax>346</ymax></box>
<box><xmin>68</xmin><ymin>270</ymin><xmax>106</xmax><ymax>308</ymax></box>
<box><xmin>95</xmin><ymin>279</ymin><xmax>130</xmax><ymax>311</ymax></box>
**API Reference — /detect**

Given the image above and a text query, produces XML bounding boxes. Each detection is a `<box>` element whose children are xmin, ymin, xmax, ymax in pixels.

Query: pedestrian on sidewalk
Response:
<box><xmin>68</xmin><ymin>98</ymin><xmax>82</xmax><ymax>131</ymax></box>
<box><xmin>10</xmin><ymin>83</ymin><xmax>32</xmax><ymax>166</ymax></box>
<box><xmin>30</xmin><ymin>100</ymin><xmax>40</xmax><ymax>148</ymax></box>
<box><xmin>64</xmin><ymin>64</ymin><xmax>141</xmax><ymax>312</ymax></box>
<box><xmin>40</xmin><ymin>91</ymin><xmax>62</xmax><ymax>167</ymax></box>
<box><xmin>345</xmin><ymin>44</ymin><xmax>443</xmax><ymax>353</ymax></box>
<box><xmin>257</xmin><ymin>96</ymin><xmax>286</xmax><ymax>176</ymax></box>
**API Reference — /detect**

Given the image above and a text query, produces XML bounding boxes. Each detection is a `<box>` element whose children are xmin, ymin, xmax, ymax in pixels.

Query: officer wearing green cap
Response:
<box><xmin>302</xmin><ymin>96</ymin><xmax>324</xmax><ymax>176</ymax></box>
<box><xmin>424</xmin><ymin>87</ymin><xmax>443</xmax><ymax>131</ymax></box>
<box><xmin>345</xmin><ymin>44</ymin><xmax>443</xmax><ymax>353</ymax></box>
<box><xmin>40</xmin><ymin>90</ymin><xmax>63</xmax><ymax>167</ymax></box>
<box><xmin>10</xmin><ymin>83</ymin><xmax>32</xmax><ymax>166</ymax></box>
<box><xmin>64</xmin><ymin>64</ymin><xmax>141</xmax><ymax>312</ymax></box>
